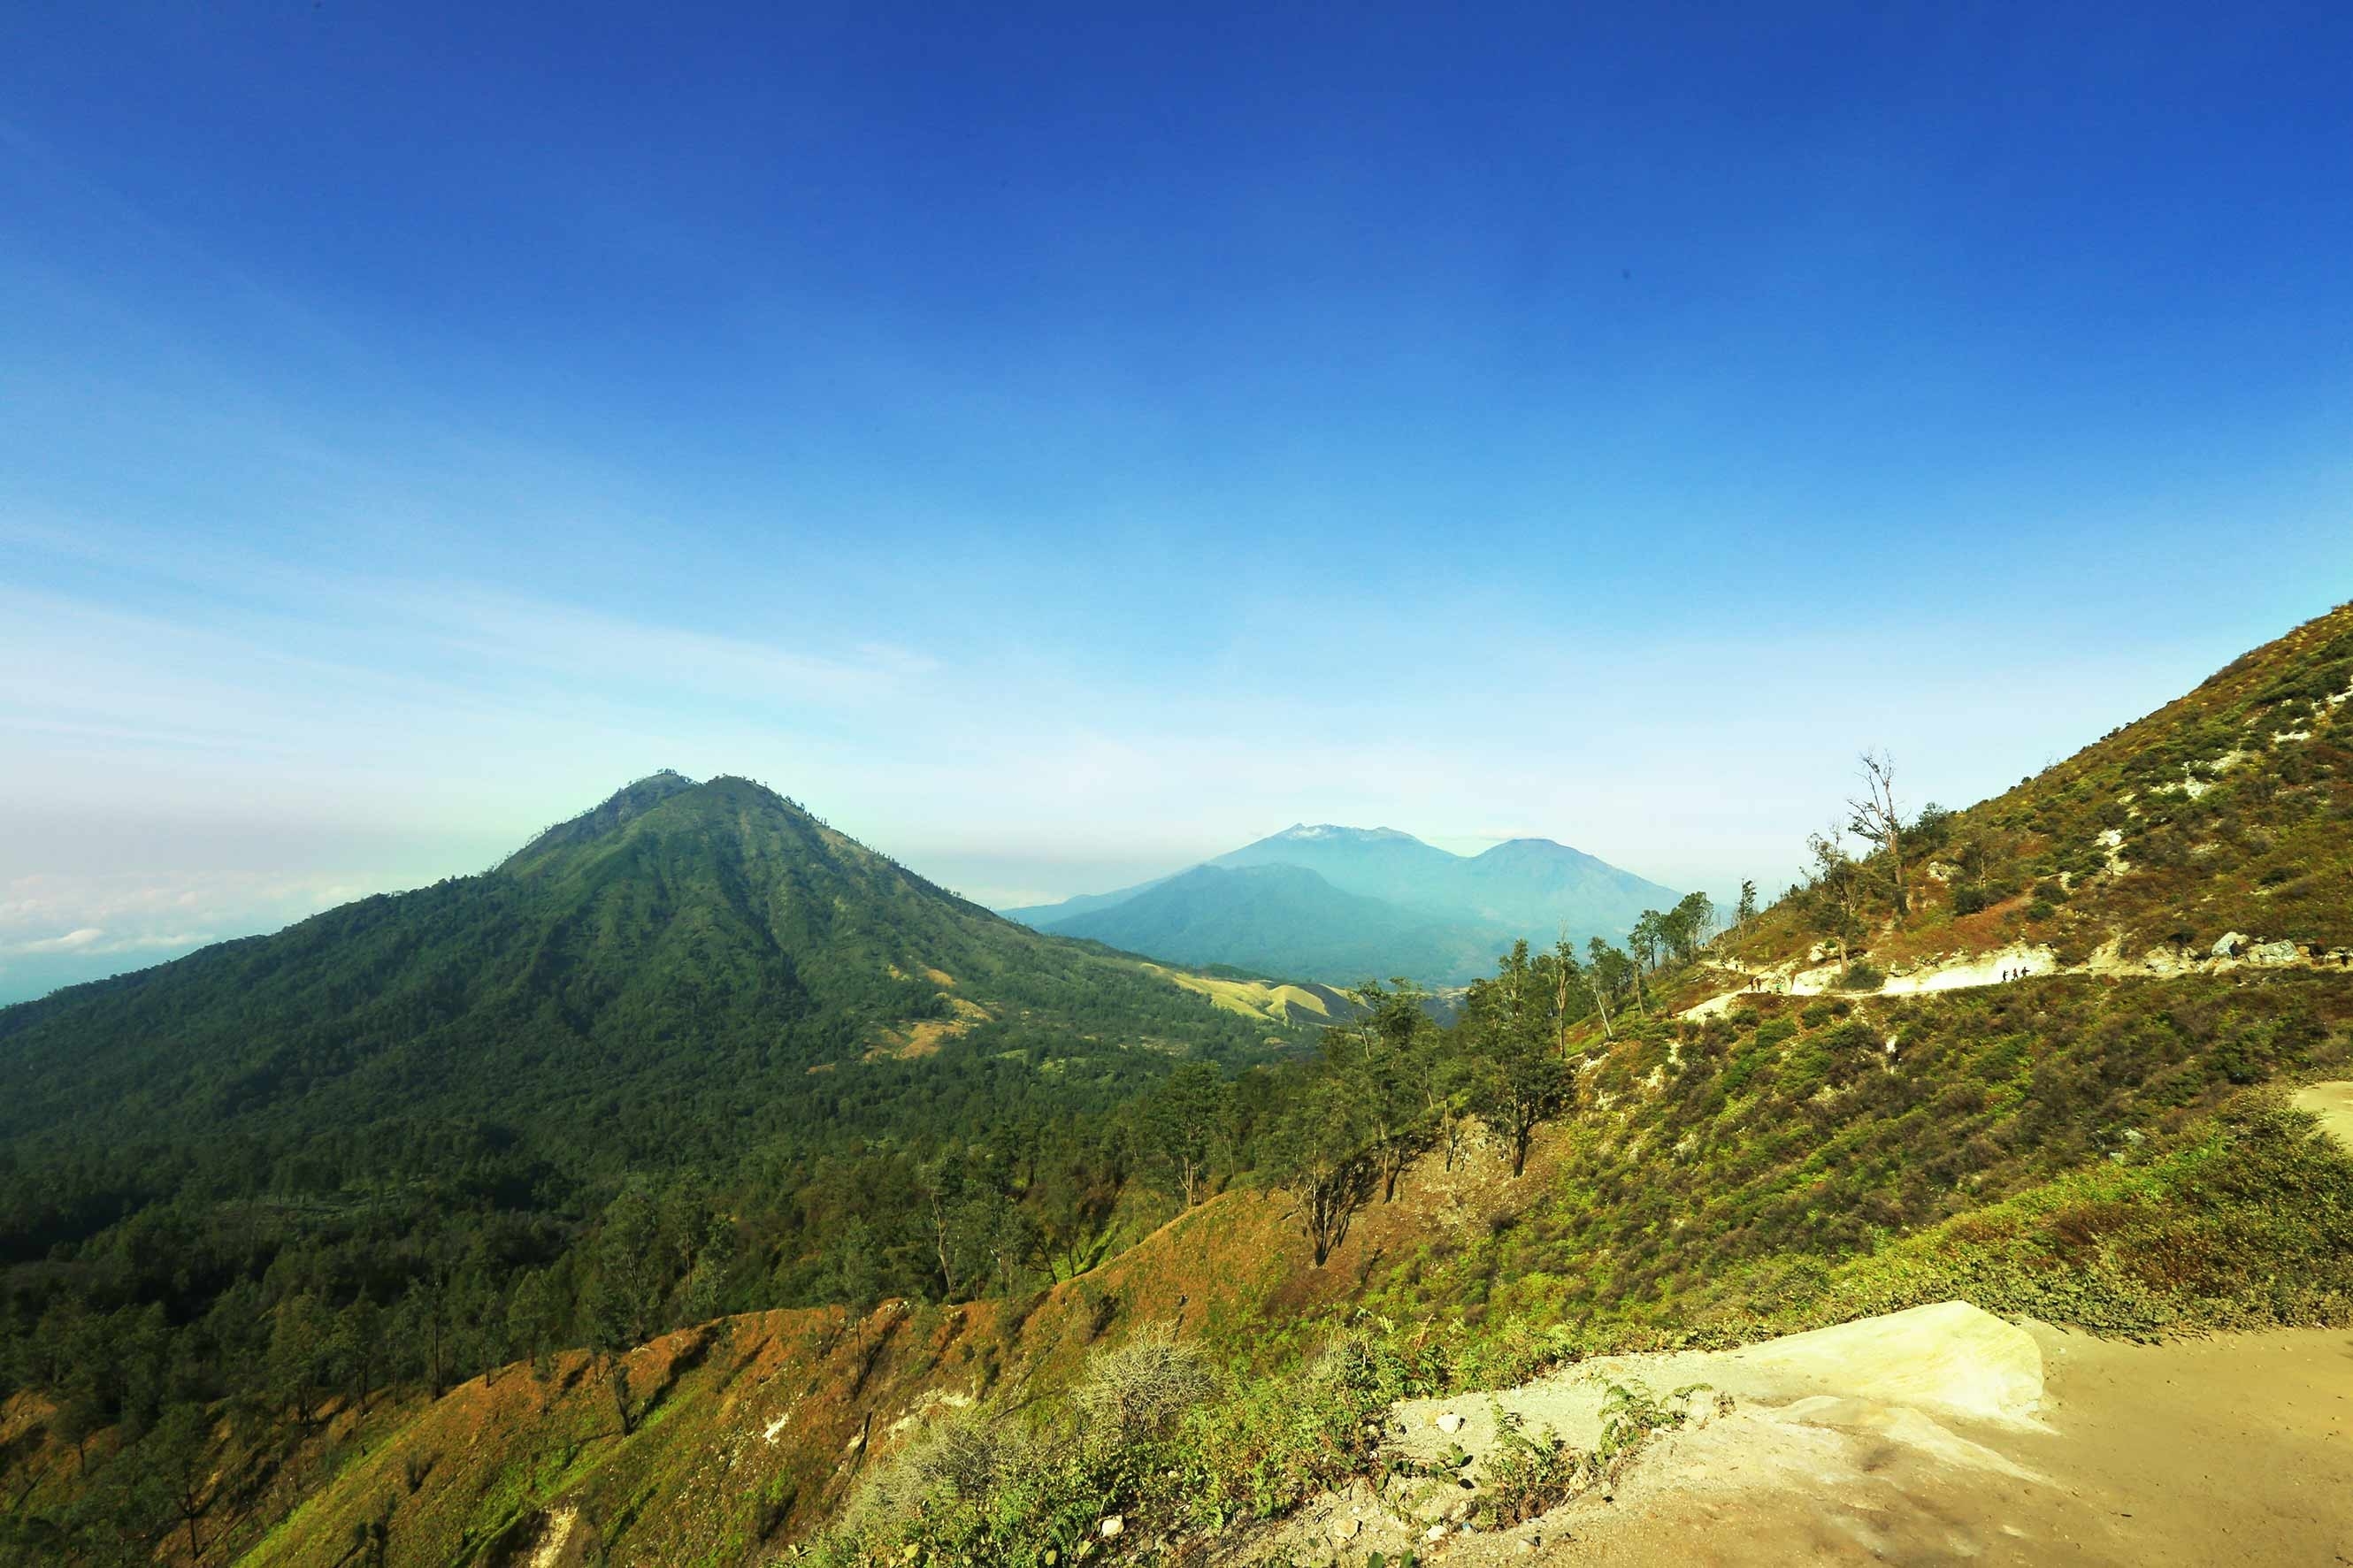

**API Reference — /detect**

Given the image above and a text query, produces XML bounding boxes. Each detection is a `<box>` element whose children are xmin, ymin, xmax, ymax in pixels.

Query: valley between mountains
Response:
<box><xmin>4</xmin><ymin>602</ymin><xmax>2352</xmax><ymax>1566</ymax></box>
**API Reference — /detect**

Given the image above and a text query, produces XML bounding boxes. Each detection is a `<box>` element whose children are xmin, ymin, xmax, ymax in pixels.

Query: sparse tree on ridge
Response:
<box><xmin>1269</xmin><ymin>1073</ymin><xmax>1376</xmax><ymax>1266</ymax></box>
<box><xmin>1341</xmin><ymin>979</ymin><xmax>1436</xmax><ymax>1203</ymax></box>
<box><xmin>1584</xmin><ymin>937</ymin><xmax>1630</xmax><ymax>1035</ymax></box>
<box><xmin>147</xmin><ymin>1403</ymin><xmax>214</xmax><ymax>1560</ymax></box>
<box><xmin>1663</xmin><ymin>891</ymin><xmax>1714</xmax><ymax>963</ymax></box>
<box><xmin>1421</xmin><ymin>1045</ymin><xmax>1475</xmax><ymax>1169</ymax></box>
<box><xmin>1805</xmin><ymin>827</ymin><xmax>1864</xmax><ymax>969</ymax></box>
<box><xmin>1848</xmin><ymin>748</ymin><xmax>1909</xmax><ymax>921</ymax></box>
<box><xmin>1139</xmin><ymin>1061</ymin><xmax>1229</xmax><ymax>1211</ymax></box>
<box><xmin>1464</xmin><ymin>942</ymin><xmax>1574</xmax><ymax>1178</ymax></box>
<box><xmin>1550</xmin><ymin>935</ymin><xmax>1582</xmax><ymax>1056</ymax></box>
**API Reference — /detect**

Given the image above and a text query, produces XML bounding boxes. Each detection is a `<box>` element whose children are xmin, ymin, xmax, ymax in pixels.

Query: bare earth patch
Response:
<box><xmin>1266</xmin><ymin>1304</ymin><xmax>2353</xmax><ymax>1568</ymax></box>
<box><xmin>2296</xmin><ymin>1081</ymin><xmax>2353</xmax><ymax>1151</ymax></box>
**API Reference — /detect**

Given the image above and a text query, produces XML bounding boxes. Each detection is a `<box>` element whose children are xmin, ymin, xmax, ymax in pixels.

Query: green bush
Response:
<box><xmin>1836</xmin><ymin>964</ymin><xmax>1884</xmax><ymax>992</ymax></box>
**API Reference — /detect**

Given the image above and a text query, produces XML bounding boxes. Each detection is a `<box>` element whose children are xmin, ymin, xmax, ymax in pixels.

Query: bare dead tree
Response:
<box><xmin>1848</xmin><ymin>748</ymin><xmax>1908</xmax><ymax>922</ymax></box>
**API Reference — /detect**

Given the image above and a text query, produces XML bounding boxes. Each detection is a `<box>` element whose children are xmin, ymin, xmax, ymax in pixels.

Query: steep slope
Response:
<box><xmin>1053</xmin><ymin>863</ymin><xmax>1514</xmax><ymax>985</ymax></box>
<box><xmin>1715</xmin><ymin>599</ymin><xmax>2353</xmax><ymax>993</ymax></box>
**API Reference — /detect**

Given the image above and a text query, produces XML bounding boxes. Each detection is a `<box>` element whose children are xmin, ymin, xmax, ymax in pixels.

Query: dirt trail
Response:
<box><xmin>1682</xmin><ymin>936</ymin><xmax>2353</xmax><ymax>1021</ymax></box>
<box><xmin>1268</xmin><ymin>1304</ymin><xmax>2353</xmax><ymax>1568</ymax></box>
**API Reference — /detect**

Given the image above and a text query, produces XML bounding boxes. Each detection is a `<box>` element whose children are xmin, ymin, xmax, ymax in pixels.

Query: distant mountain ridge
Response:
<box><xmin>1051</xmin><ymin>863</ymin><xmax>1517</xmax><ymax>984</ymax></box>
<box><xmin>1004</xmin><ymin>822</ymin><xmax>1682</xmax><ymax>985</ymax></box>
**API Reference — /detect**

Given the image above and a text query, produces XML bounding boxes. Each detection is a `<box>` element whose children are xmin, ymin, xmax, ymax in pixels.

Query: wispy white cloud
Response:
<box><xmin>15</xmin><ymin>927</ymin><xmax>103</xmax><ymax>952</ymax></box>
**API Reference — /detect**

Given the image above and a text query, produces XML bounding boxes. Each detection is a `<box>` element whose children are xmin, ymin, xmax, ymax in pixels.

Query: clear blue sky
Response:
<box><xmin>4</xmin><ymin>3</ymin><xmax>2349</xmax><ymax>998</ymax></box>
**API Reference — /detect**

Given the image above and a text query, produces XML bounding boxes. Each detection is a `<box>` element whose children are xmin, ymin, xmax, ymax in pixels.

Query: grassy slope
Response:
<box><xmin>202</xmin><ymin>1175</ymin><xmax>1462</xmax><ymax>1567</ymax></box>
<box><xmin>1726</xmin><ymin>600</ymin><xmax>2353</xmax><ymax>976</ymax></box>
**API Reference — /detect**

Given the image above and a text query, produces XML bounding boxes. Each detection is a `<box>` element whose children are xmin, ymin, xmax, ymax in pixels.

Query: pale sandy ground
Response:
<box><xmin>2296</xmin><ymin>1081</ymin><xmax>2353</xmax><ymax>1151</ymax></box>
<box><xmin>1269</xmin><ymin>1303</ymin><xmax>2353</xmax><ymax>1568</ymax></box>
<box><xmin>1509</xmin><ymin>1324</ymin><xmax>2353</xmax><ymax>1567</ymax></box>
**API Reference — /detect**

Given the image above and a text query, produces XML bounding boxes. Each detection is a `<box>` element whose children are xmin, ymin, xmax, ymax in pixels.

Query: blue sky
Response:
<box><xmin>4</xmin><ymin>2</ymin><xmax>2349</xmax><ymax>999</ymax></box>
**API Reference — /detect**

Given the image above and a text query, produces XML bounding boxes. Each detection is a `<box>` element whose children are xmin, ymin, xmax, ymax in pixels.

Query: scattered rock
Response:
<box><xmin>2211</xmin><ymin>931</ymin><xmax>2249</xmax><ymax>958</ymax></box>
<box><xmin>2250</xmin><ymin>940</ymin><xmax>2300</xmax><ymax>966</ymax></box>
<box><xmin>1329</xmin><ymin>1517</ymin><xmax>1360</xmax><ymax>1541</ymax></box>
<box><xmin>1426</xmin><ymin>1525</ymin><xmax>1449</xmax><ymax>1543</ymax></box>
<box><xmin>1100</xmin><ymin>1516</ymin><xmax>1124</xmax><ymax>1539</ymax></box>
<box><xmin>1435</xmin><ymin>1411</ymin><xmax>1465</xmax><ymax>1434</ymax></box>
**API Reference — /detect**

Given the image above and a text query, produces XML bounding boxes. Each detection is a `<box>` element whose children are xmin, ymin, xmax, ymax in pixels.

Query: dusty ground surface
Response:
<box><xmin>2296</xmin><ymin>1080</ymin><xmax>2353</xmax><ymax>1151</ymax></box>
<box><xmin>1266</xmin><ymin>1304</ymin><xmax>2353</xmax><ymax>1568</ymax></box>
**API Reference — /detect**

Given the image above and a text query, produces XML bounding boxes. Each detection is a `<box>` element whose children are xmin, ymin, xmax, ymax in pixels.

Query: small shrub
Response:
<box><xmin>1475</xmin><ymin>1402</ymin><xmax>1586</xmax><ymax>1527</ymax></box>
<box><xmin>849</xmin><ymin>1408</ymin><xmax>1034</xmax><ymax>1519</ymax></box>
<box><xmin>1836</xmin><ymin>964</ymin><xmax>1884</xmax><ymax>992</ymax></box>
<box><xmin>1951</xmin><ymin>883</ymin><xmax>1989</xmax><ymax>915</ymax></box>
<box><xmin>1077</xmin><ymin>1327</ymin><xmax>1215</xmax><ymax>1441</ymax></box>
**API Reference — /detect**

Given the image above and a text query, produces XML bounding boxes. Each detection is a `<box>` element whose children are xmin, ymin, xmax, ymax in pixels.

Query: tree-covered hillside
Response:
<box><xmin>0</xmin><ymin>776</ymin><xmax>1307</xmax><ymax>1563</ymax></box>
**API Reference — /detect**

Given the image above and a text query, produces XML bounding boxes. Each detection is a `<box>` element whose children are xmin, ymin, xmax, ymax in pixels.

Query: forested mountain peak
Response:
<box><xmin>496</xmin><ymin>771</ymin><xmax>939</xmax><ymax>898</ymax></box>
<box><xmin>499</xmin><ymin>768</ymin><xmax>701</xmax><ymax>865</ymax></box>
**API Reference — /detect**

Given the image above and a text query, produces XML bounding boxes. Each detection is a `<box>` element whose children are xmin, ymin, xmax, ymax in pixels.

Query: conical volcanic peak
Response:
<box><xmin>501</xmin><ymin>769</ymin><xmax>701</xmax><ymax>867</ymax></box>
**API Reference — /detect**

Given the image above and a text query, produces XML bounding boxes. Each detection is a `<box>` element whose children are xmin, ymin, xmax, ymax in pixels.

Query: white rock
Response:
<box><xmin>1435</xmin><ymin>1411</ymin><xmax>1465</xmax><ymax>1434</ymax></box>
<box><xmin>1426</xmin><ymin>1525</ymin><xmax>1449</xmax><ymax>1543</ymax></box>
<box><xmin>2212</xmin><ymin>930</ymin><xmax>2249</xmax><ymax>958</ymax></box>
<box><xmin>1329</xmin><ymin>1517</ymin><xmax>1360</xmax><ymax>1541</ymax></box>
<box><xmin>2251</xmin><ymin>940</ymin><xmax>2300</xmax><ymax>966</ymax></box>
<box><xmin>1099</xmin><ymin>1516</ymin><xmax>1123</xmax><ymax>1539</ymax></box>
